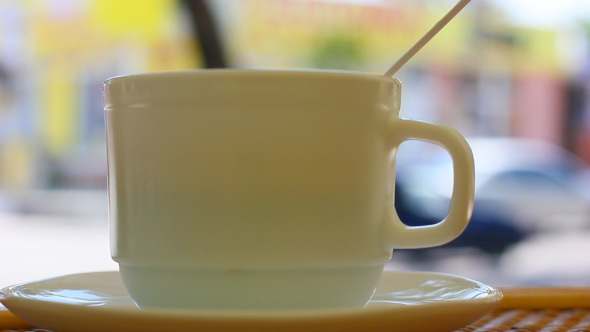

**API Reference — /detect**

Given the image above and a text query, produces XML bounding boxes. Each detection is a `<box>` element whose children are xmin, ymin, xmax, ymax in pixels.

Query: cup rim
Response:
<box><xmin>103</xmin><ymin>69</ymin><xmax>400</xmax><ymax>89</ymax></box>
<box><xmin>102</xmin><ymin>69</ymin><xmax>402</xmax><ymax>114</ymax></box>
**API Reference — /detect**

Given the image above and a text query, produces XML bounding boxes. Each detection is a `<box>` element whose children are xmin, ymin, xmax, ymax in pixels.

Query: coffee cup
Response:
<box><xmin>103</xmin><ymin>69</ymin><xmax>475</xmax><ymax>310</ymax></box>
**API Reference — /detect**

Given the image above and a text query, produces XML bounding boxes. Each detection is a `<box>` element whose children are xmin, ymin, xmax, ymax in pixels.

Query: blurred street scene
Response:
<box><xmin>1</xmin><ymin>0</ymin><xmax>589</xmax><ymax>287</ymax></box>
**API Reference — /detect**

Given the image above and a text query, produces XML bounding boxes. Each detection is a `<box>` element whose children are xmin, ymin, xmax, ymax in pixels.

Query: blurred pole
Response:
<box><xmin>181</xmin><ymin>0</ymin><xmax>228</xmax><ymax>68</ymax></box>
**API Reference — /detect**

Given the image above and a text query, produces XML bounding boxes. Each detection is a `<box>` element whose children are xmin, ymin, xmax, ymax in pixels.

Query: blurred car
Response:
<box><xmin>395</xmin><ymin>181</ymin><xmax>526</xmax><ymax>255</ymax></box>
<box><xmin>396</xmin><ymin>138</ymin><xmax>590</xmax><ymax>235</ymax></box>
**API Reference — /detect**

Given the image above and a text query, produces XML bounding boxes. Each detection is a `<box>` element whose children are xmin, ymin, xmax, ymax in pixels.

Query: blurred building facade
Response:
<box><xmin>0</xmin><ymin>0</ymin><xmax>589</xmax><ymax>192</ymax></box>
<box><xmin>0</xmin><ymin>0</ymin><xmax>196</xmax><ymax>191</ymax></box>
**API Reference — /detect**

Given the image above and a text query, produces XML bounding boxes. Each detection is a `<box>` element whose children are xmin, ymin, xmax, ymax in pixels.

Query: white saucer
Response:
<box><xmin>1</xmin><ymin>270</ymin><xmax>501</xmax><ymax>332</ymax></box>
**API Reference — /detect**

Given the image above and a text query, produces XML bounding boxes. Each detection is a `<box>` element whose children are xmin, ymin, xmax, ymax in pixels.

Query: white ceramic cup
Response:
<box><xmin>103</xmin><ymin>70</ymin><xmax>475</xmax><ymax>310</ymax></box>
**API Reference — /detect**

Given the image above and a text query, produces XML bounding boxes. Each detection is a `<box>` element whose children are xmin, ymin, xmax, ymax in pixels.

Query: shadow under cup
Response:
<box><xmin>103</xmin><ymin>70</ymin><xmax>473</xmax><ymax>310</ymax></box>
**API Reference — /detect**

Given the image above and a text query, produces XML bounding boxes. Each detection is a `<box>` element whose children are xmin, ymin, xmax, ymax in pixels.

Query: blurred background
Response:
<box><xmin>0</xmin><ymin>0</ymin><xmax>589</xmax><ymax>287</ymax></box>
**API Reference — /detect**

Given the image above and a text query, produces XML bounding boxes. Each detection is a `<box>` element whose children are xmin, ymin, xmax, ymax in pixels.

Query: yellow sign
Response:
<box><xmin>89</xmin><ymin>0</ymin><xmax>175</xmax><ymax>43</ymax></box>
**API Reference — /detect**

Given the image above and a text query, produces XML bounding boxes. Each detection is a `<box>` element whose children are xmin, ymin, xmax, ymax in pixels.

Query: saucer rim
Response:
<box><xmin>1</xmin><ymin>270</ymin><xmax>502</xmax><ymax>319</ymax></box>
<box><xmin>0</xmin><ymin>270</ymin><xmax>503</xmax><ymax>332</ymax></box>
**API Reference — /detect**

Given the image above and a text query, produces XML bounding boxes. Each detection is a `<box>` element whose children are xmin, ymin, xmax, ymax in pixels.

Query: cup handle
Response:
<box><xmin>386</xmin><ymin>118</ymin><xmax>475</xmax><ymax>248</ymax></box>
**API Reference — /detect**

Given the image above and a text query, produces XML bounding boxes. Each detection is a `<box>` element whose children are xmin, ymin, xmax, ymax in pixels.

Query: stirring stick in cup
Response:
<box><xmin>384</xmin><ymin>0</ymin><xmax>471</xmax><ymax>77</ymax></box>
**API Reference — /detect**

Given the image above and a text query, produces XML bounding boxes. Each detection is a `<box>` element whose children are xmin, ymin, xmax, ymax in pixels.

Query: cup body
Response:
<box><xmin>103</xmin><ymin>70</ymin><xmax>470</xmax><ymax>309</ymax></box>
